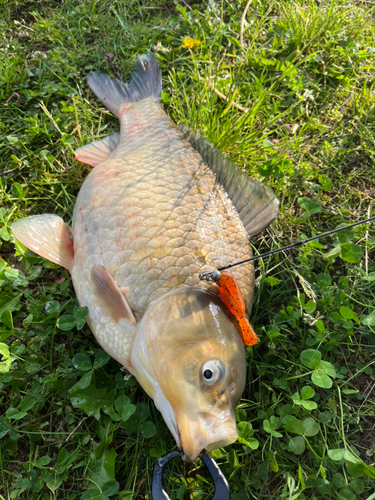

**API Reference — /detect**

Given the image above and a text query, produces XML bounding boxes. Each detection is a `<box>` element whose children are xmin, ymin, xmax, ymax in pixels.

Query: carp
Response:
<box><xmin>12</xmin><ymin>54</ymin><xmax>278</xmax><ymax>461</ymax></box>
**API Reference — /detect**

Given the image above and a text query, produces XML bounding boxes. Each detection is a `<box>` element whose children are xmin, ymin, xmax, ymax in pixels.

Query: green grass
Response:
<box><xmin>1</xmin><ymin>0</ymin><xmax>375</xmax><ymax>498</ymax></box>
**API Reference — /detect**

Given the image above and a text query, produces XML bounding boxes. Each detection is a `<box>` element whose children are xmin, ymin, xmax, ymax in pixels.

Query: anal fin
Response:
<box><xmin>91</xmin><ymin>265</ymin><xmax>136</xmax><ymax>326</ymax></box>
<box><xmin>75</xmin><ymin>132</ymin><xmax>120</xmax><ymax>167</ymax></box>
<box><xmin>11</xmin><ymin>214</ymin><xmax>74</xmax><ymax>271</ymax></box>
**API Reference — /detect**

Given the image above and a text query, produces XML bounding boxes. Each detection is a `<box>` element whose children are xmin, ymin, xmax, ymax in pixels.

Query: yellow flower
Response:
<box><xmin>181</xmin><ymin>36</ymin><xmax>202</xmax><ymax>49</ymax></box>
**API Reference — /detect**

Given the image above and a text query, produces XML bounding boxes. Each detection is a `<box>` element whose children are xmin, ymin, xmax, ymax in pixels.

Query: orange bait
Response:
<box><xmin>215</xmin><ymin>271</ymin><xmax>259</xmax><ymax>346</ymax></box>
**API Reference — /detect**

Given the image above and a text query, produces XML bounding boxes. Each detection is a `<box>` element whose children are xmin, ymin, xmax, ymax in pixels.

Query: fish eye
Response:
<box><xmin>201</xmin><ymin>360</ymin><xmax>225</xmax><ymax>386</ymax></box>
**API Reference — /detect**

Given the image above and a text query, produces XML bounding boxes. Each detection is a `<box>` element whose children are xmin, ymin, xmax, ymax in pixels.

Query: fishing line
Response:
<box><xmin>199</xmin><ymin>216</ymin><xmax>375</xmax><ymax>281</ymax></box>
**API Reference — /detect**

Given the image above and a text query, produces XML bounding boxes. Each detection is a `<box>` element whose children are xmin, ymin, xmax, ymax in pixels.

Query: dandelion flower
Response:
<box><xmin>181</xmin><ymin>36</ymin><xmax>202</xmax><ymax>49</ymax></box>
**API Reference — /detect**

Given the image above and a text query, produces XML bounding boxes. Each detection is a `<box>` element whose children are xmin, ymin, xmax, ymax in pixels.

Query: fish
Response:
<box><xmin>11</xmin><ymin>54</ymin><xmax>279</xmax><ymax>461</ymax></box>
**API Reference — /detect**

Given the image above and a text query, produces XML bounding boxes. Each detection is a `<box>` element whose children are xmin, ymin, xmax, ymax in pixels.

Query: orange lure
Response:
<box><xmin>215</xmin><ymin>271</ymin><xmax>259</xmax><ymax>346</ymax></box>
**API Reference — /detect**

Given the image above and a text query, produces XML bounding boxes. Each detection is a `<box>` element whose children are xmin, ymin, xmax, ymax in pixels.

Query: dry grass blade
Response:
<box><xmin>240</xmin><ymin>0</ymin><xmax>254</xmax><ymax>47</ymax></box>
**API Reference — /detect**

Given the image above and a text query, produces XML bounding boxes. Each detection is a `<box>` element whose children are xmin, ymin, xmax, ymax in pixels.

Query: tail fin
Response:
<box><xmin>87</xmin><ymin>53</ymin><xmax>162</xmax><ymax>118</ymax></box>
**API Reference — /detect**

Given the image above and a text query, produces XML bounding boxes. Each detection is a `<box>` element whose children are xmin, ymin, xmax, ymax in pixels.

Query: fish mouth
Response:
<box><xmin>176</xmin><ymin>408</ymin><xmax>238</xmax><ymax>462</ymax></box>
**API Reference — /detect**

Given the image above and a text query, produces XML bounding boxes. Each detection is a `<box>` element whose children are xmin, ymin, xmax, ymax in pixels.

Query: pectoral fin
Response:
<box><xmin>11</xmin><ymin>214</ymin><xmax>74</xmax><ymax>271</ymax></box>
<box><xmin>91</xmin><ymin>265</ymin><xmax>136</xmax><ymax>326</ymax></box>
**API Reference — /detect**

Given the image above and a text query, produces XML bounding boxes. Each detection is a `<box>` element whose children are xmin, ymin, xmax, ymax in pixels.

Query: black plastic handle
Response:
<box><xmin>200</xmin><ymin>451</ymin><xmax>230</xmax><ymax>500</ymax></box>
<box><xmin>151</xmin><ymin>450</ymin><xmax>183</xmax><ymax>500</ymax></box>
<box><xmin>151</xmin><ymin>449</ymin><xmax>230</xmax><ymax>500</ymax></box>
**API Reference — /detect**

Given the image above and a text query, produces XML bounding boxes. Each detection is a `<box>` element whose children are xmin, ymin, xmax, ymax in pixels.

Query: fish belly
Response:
<box><xmin>71</xmin><ymin>105</ymin><xmax>254</xmax><ymax>363</ymax></box>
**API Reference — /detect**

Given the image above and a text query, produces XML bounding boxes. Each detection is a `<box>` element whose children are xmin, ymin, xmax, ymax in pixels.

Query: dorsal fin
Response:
<box><xmin>179</xmin><ymin>126</ymin><xmax>279</xmax><ymax>237</ymax></box>
<box><xmin>75</xmin><ymin>132</ymin><xmax>120</xmax><ymax>167</ymax></box>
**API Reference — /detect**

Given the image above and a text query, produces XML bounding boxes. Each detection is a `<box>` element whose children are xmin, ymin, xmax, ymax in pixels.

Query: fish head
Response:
<box><xmin>130</xmin><ymin>287</ymin><xmax>246</xmax><ymax>461</ymax></box>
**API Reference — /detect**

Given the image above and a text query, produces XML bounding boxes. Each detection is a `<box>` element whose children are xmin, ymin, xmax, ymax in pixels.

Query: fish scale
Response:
<box><xmin>72</xmin><ymin>101</ymin><xmax>255</xmax><ymax>352</ymax></box>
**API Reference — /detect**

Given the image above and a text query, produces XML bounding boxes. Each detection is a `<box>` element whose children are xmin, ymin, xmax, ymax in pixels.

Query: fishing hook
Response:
<box><xmin>151</xmin><ymin>450</ymin><xmax>230</xmax><ymax>500</ymax></box>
